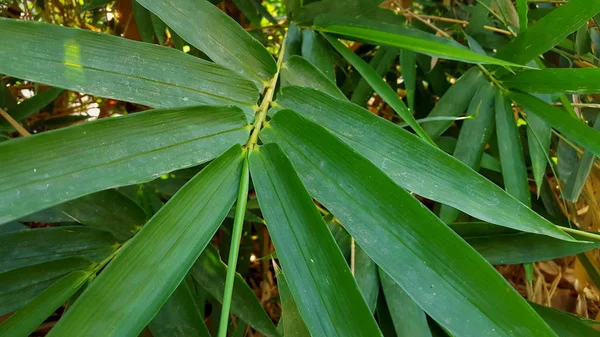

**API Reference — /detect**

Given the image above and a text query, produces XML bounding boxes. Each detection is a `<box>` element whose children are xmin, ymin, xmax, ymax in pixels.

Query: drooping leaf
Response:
<box><xmin>516</xmin><ymin>0</ymin><xmax>527</xmax><ymax>31</ymax></box>
<box><xmin>351</xmin><ymin>46</ymin><xmax>398</xmax><ymax>106</ymax></box>
<box><xmin>508</xmin><ymin>91</ymin><xmax>600</xmax><ymax>158</ymax></box>
<box><xmin>400</xmin><ymin>49</ymin><xmax>417</xmax><ymax>112</ymax></box>
<box><xmin>0</xmin><ymin>226</ymin><xmax>117</xmax><ymax>273</ymax></box>
<box><xmin>0</xmin><ymin>87</ymin><xmax>63</xmax><ymax>132</ymax></box>
<box><xmin>46</xmin><ymin>145</ymin><xmax>244</xmax><ymax>337</ymax></box>
<box><xmin>132</xmin><ymin>0</ymin><xmax>155</xmax><ymax>43</ymax></box>
<box><xmin>495</xmin><ymin>91</ymin><xmax>530</xmax><ymax>206</ymax></box>
<box><xmin>274</xmin><ymin>86</ymin><xmax>573</xmax><ymax>241</ymax></box>
<box><xmin>190</xmin><ymin>244</ymin><xmax>279</xmax><ymax>337</ymax></box>
<box><xmin>422</xmin><ymin>67</ymin><xmax>486</xmax><ymax>140</ymax></box>
<box><xmin>494</xmin><ymin>0</ymin><xmax>600</xmax><ymax>65</ymax></box>
<box><xmin>149</xmin><ymin>12</ymin><xmax>167</xmax><ymax>45</ymax></box>
<box><xmin>233</xmin><ymin>0</ymin><xmax>262</xmax><ymax>27</ymax></box>
<box><xmin>526</xmin><ymin>94</ymin><xmax>553</xmax><ymax>196</ymax></box>
<box><xmin>137</xmin><ymin>0</ymin><xmax>277</xmax><ymax>89</ymax></box>
<box><xmin>149</xmin><ymin>276</ymin><xmax>211</xmax><ymax>337</ymax></box>
<box><xmin>380</xmin><ymin>268</ymin><xmax>432</xmax><ymax>337</ymax></box>
<box><xmin>502</xmin><ymin>69</ymin><xmax>600</xmax><ymax>94</ymax></box>
<box><xmin>440</xmin><ymin>82</ymin><xmax>497</xmax><ymax>222</ymax></box>
<box><xmin>0</xmin><ymin>258</ymin><xmax>92</xmax><ymax>316</ymax></box>
<box><xmin>435</xmin><ymin>136</ymin><xmax>501</xmax><ymax>173</ymax></box>
<box><xmin>0</xmin><ymin>270</ymin><xmax>91</xmax><ymax>337</ymax></box>
<box><xmin>261</xmin><ymin>109</ymin><xmax>560</xmax><ymax>337</ymax></box>
<box><xmin>451</xmin><ymin>222</ymin><xmax>600</xmax><ymax>265</ymax></box>
<box><xmin>0</xmin><ymin>19</ymin><xmax>259</xmax><ymax>115</ymax></box>
<box><xmin>281</xmin><ymin>55</ymin><xmax>345</xmax><ymax>100</ymax></box>
<box><xmin>293</xmin><ymin>0</ymin><xmax>384</xmax><ymax>24</ymax></box>
<box><xmin>0</xmin><ymin>105</ymin><xmax>250</xmax><ymax>224</ymax></box>
<box><xmin>58</xmin><ymin>189</ymin><xmax>148</xmax><ymax>241</ymax></box>
<box><xmin>324</xmin><ymin>34</ymin><xmax>434</xmax><ymax>145</ymax></box>
<box><xmin>563</xmin><ymin>114</ymin><xmax>600</xmax><ymax>201</ymax></box>
<box><xmin>250</xmin><ymin>143</ymin><xmax>382</xmax><ymax>337</ymax></box>
<box><xmin>312</xmin><ymin>15</ymin><xmax>523</xmax><ymax>67</ymax></box>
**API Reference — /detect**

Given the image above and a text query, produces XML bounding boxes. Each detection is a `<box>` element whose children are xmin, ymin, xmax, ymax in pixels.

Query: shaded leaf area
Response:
<box><xmin>502</xmin><ymin>69</ymin><xmax>600</xmax><ymax>94</ymax></box>
<box><xmin>0</xmin><ymin>105</ymin><xmax>250</xmax><ymax>223</ymax></box>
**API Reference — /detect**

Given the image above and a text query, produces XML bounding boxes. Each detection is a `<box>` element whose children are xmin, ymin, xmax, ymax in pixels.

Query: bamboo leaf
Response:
<box><xmin>261</xmin><ymin>109</ymin><xmax>560</xmax><ymax>336</ymax></box>
<box><xmin>508</xmin><ymin>91</ymin><xmax>600</xmax><ymax>158</ymax></box>
<box><xmin>149</xmin><ymin>277</ymin><xmax>211</xmax><ymax>337</ymax></box>
<box><xmin>526</xmin><ymin>94</ymin><xmax>553</xmax><ymax>196</ymax></box>
<box><xmin>0</xmin><ymin>270</ymin><xmax>91</xmax><ymax>337</ymax></box>
<box><xmin>0</xmin><ymin>258</ymin><xmax>92</xmax><ymax>316</ymax></box>
<box><xmin>190</xmin><ymin>244</ymin><xmax>280</xmax><ymax>337</ymax></box>
<box><xmin>45</xmin><ymin>145</ymin><xmax>244</xmax><ymax>337</ymax></box>
<box><xmin>564</xmin><ymin>114</ymin><xmax>600</xmax><ymax>201</ymax></box>
<box><xmin>380</xmin><ymin>268</ymin><xmax>432</xmax><ymax>337</ymax></box>
<box><xmin>136</xmin><ymin>0</ymin><xmax>277</xmax><ymax>89</ymax></box>
<box><xmin>502</xmin><ymin>69</ymin><xmax>600</xmax><ymax>94</ymax></box>
<box><xmin>250</xmin><ymin>143</ymin><xmax>382</xmax><ymax>337</ymax></box>
<box><xmin>313</xmin><ymin>16</ymin><xmax>524</xmax><ymax>67</ymax></box>
<box><xmin>400</xmin><ymin>49</ymin><xmax>417</xmax><ymax>112</ymax></box>
<box><xmin>274</xmin><ymin>86</ymin><xmax>573</xmax><ymax>241</ymax></box>
<box><xmin>495</xmin><ymin>91</ymin><xmax>530</xmax><ymax>206</ymax></box>
<box><xmin>422</xmin><ymin>67</ymin><xmax>486</xmax><ymax>140</ymax></box>
<box><xmin>435</xmin><ymin>136</ymin><xmax>502</xmax><ymax>173</ymax></box>
<box><xmin>281</xmin><ymin>55</ymin><xmax>345</xmax><ymax>100</ymax></box>
<box><xmin>301</xmin><ymin>30</ymin><xmax>336</xmax><ymax>82</ymax></box>
<box><xmin>494</xmin><ymin>0</ymin><xmax>600</xmax><ymax>65</ymax></box>
<box><xmin>532</xmin><ymin>303</ymin><xmax>600</xmax><ymax>337</ymax></box>
<box><xmin>0</xmin><ymin>19</ymin><xmax>259</xmax><ymax>116</ymax></box>
<box><xmin>0</xmin><ymin>226</ymin><xmax>117</xmax><ymax>273</ymax></box>
<box><xmin>351</xmin><ymin>46</ymin><xmax>399</xmax><ymax>106</ymax></box>
<box><xmin>276</xmin><ymin>270</ymin><xmax>311</xmax><ymax>337</ymax></box>
<box><xmin>516</xmin><ymin>0</ymin><xmax>527</xmax><ymax>31</ymax></box>
<box><xmin>0</xmin><ymin>105</ymin><xmax>250</xmax><ymax>224</ymax></box>
<box><xmin>132</xmin><ymin>0</ymin><xmax>155</xmax><ymax>43</ymax></box>
<box><xmin>354</xmin><ymin>243</ymin><xmax>379</xmax><ymax>313</ymax></box>
<box><xmin>324</xmin><ymin>34</ymin><xmax>434</xmax><ymax>145</ymax></box>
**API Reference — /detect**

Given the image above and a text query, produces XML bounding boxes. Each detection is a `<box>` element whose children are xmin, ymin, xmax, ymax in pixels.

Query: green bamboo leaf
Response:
<box><xmin>281</xmin><ymin>55</ymin><xmax>345</xmax><ymax>100</ymax></box>
<box><xmin>467</xmin><ymin>0</ymin><xmax>492</xmax><ymax>37</ymax></box>
<box><xmin>494</xmin><ymin>0</ymin><xmax>600</xmax><ymax>65</ymax></box>
<box><xmin>313</xmin><ymin>16</ymin><xmax>524</xmax><ymax>67</ymax></box>
<box><xmin>250</xmin><ymin>143</ymin><xmax>382</xmax><ymax>337</ymax></box>
<box><xmin>284</xmin><ymin>24</ymin><xmax>303</xmax><ymax>60</ymax></box>
<box><xmin>276</xmin><ymin>270</ymin><xmax>311</xmax><ymax>337</ymax></box>
<box><xmin>380</xmin><ymin>268</ymin><xmax>432</xmax><ymax>337</ymax></box>
<box><xmin>532</xmin><ymin>303</ymin><xmax>600</xmax><ymax>337</ymax></box>
<box><xmin>301</xmin><ymin>30</ymin><xmax>336</xmax><ymax>82</ymax></box>
<box><xmin>45</xmin><ymin>145</ymin><xmax>244</xmax><ymax>337</ymax></box>
<box><xmin>274</xmin><ymin>86</ymin><xmax>573</xmax><ymax>240</ymax></box>
<box><xmin>502</xmin><ymin>69</ymin><xmax>600</xmax><ymax>94</ymax></box>
<box><xmin>451</xmin><ymin>223</ymin><xmax>600</xmax><ymax>265</ymax></box>
<box><xmin>495</xmin><ymin>91</ymin><xmax>530</xmax><ymax>206</ymax></box>
<box><xmin>576</xmin><ymin>24</ymin><xmax>592</xmax><ymax>55</ymax></box>
<box><xmin>0</xmin><ymin>87</ymin><xmax>63</xmax><ymax>132</ymax></box>
<box><xmin>525</xmin><ymin>92</ymin><xmax>552</xmax><ymax>196</ymax></box>
<box><xmin>324</xmin><ymin>34</ymin><xmax>434</xmax><ymax>146</ymax></box>
<box><xmin>422</xmin><ymin>67</ymin><xmax>486</xmax><ymax>140</ymax></box>
<box><xmin>508</xmin><ymin>91</ymin><xmax>600</xmax><ymax>157</ymax></box>
<box><xmin>293</xmin><ymin>0</ymin><xmax>384</xmax><ymax>25</ymax></box>
<box><xmin>0</xmin><ymin>19</ymin><xmax>259</xmax><ymax>115</ymax></box>
<box><xmin>149</xmin><ymin>276</ymin><xmax>211</xmax><ymax>337</ymax></box>
<box><xmin>232</xmin><ymin>0</ymin><xmax>261</xmax><ymax>27</ymax></box>
<box><xmin>516</xmin><ymin>0</ymin><xmax>527</xmax><ymax>31</ymax></box>
<box><xmin>0</xmin><ymin>270</ymin><xmax>91</xmax><ymax>337</ymax></box>
<box><xmin>564</xmin><ymin>114</ymin><xmax>600</xmax><ymax>201</ymax></box>
<box><xmin>136</xmin><ymin>0</ymin><xmax>276</xmax><ymax>89</ymax></box>
<box><xmin>0</xmin><ymin>105</ymin><xmax>250</xmax><ymax>224</ymax></box>
<box><xmin>132</xmin><ymin>0</ymin><xmax>155</xmax><ymax>43</ymax></box>
<box><xmin>149</xmin><ymin>12</ymin><xmax>167</xmax><ymax>45</ymax></box>
<box><xmin>401</xmin><ymin>49</ymin><xmax>417</xmax><ymax>112</ymax></box>
<box><xmin>190</xmin><ymin>244</ymin><xmax>280</xmax><ymax>337</ymax></box>
<box><xmin>0</xmin><ymin>258</ymin><xmax>92</xmax><ymax>315</ymax></box>
<box><xmin>261</xmin><ymin>109</ymin><xmax>559</xmax><ymax>336</ymax></box>
<box><xmin>351</xmin><ymin>46</ymin><xmax>398</xmax><ymax>106</ymax></box>
<box><xmin>439</xmin><ymin>83</ymin><xmax>496</xmax><ymax>222</ymax></box>
<box><xmin>354</xmin><ymin>243</ymin><xmax>379</xmax><ymax>313</ymax></box>
<box><xmin>0</xmin><ymin>226</ymin><xmax>117</xmax><ymax>273</ymax></box>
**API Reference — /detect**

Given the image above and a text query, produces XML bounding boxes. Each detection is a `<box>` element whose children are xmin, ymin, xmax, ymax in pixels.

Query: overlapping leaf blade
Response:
<box><xmin>508</xmin><ymin>91</ymin><xmax>600</xmax><ymax>157</ymax></box>
<box><xmin>137</xmin><ymin>0</ymin><xmax>276</xmax><ymax>89</ymax></box>
<box><xmin>261</xmin><ymin>109</ymin><xmax>559</xmax><ymax>337</ymax></box>
<box><xmin>0</xmin><ymin>105</ymin><xmax>250</xmax><ymax>224</ymax></box>
<box><xmin>46</xmin><ymin>145</ymin><xmax>244</xmax><ymax>337</ymax></box>
<box><xmin>250</xmin><ymin>143</ymin><xmax>382</xmax><ymax>337</ymax></box>
<box><xmin>275</xmin><ymin>86</ymin><xmax>573</xmax><ymax>240</ymax></box>
<box><xmin>280</xmin><ymin>55</ymin><xmax>345</xmax><ymax>99</ymax></box>
<box><xmin>0</xmin><ymin>19</ymin><xmax>259</xmax><ymax>116</ymax></box>
<box><xmin>502</xmin><ymin>69</ymin><xmax>600</xmax><ymax>94</ymax></box>
<box><xmin>312</xmin><ymin>15</ymin><xmax>522</xmax><ymax>67</ymax></box>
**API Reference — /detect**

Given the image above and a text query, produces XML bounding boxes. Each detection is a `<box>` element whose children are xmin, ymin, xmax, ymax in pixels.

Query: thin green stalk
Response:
<box><xmin>217</xmin><ymin>152</ymin><xmax>250</xmax><ymax>337</ymax></box>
